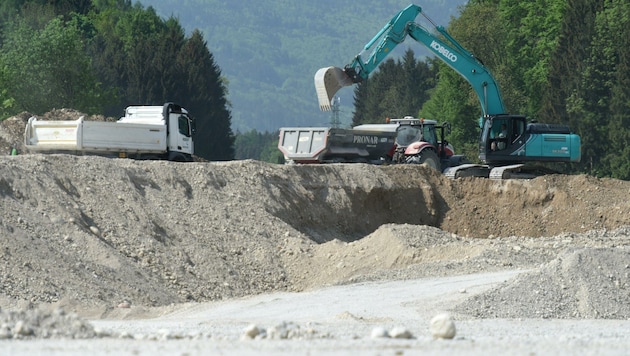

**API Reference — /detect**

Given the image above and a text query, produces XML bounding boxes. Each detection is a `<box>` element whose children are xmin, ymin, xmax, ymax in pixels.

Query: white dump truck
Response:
<box><xmin>24</xmin><ymin>103</ymin><xmax>195</xmax><ymax>161</ymax></box>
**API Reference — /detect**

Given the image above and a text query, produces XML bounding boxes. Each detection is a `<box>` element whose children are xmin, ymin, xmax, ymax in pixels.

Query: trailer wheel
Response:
<box><xmin>408</xmin><ymin>149</ymin><xmax>440</xmax><ymax>171</ymax></box>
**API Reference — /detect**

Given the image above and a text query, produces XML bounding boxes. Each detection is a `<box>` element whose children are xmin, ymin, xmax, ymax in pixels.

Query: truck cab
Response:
<box><xmin>122</xmin><ymin>103</ymin><xmax>195</xmax><ymax>161</ymax></box>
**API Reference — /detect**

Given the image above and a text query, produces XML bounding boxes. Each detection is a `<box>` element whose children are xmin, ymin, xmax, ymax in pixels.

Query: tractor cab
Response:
<box><xmin>388</xmin><ymin>116</ymin><xmax>457</xmax><ymax>168</ymax></box>
<box><xmin>392</xmin><ymin>116</ymin><xmax>439</xmax><ymax>149</ymax></box>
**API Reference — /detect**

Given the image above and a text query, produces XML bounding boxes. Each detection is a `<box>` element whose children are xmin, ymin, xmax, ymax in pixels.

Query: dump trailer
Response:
<box><xmin>278</xmin><ymin>126</ymin><xmax>397</xmax><ymax>164</ymax></box>
<box><xmin>24</xmin><ymin>103</ymin><xmax>195</xmax><ymax>161</ymax></box>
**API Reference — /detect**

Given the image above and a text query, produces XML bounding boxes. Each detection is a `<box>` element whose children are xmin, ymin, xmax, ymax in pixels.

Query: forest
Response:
<box><xmin>0</xmin><ymin>0</ymin><xmax>628</xmax><ymax>179</ymax></box>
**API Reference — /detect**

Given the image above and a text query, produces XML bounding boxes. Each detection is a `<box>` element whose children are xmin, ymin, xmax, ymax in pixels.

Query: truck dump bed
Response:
<box><xmin>278</xmin><ymin>126</ymin><xmax>396</xmax><ymax>163</ymax></box>
<box><xmin>24</xmin><ymin>117</ymin><xmax>168</xmax><ymax>154</ymax></box>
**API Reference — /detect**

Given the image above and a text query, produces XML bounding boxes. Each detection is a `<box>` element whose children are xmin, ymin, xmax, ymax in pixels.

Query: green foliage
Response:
<box><xmin>566</xmin><ymin>0</ymin><xmax>630</xmax><ymax>179</ymax></box>
<box><xmin>420</xmin><ymin>61</ymin><xmax>480</xmax><ymax>162</ymax></box>
<box><xmin>1</xmin><ymin>15</ymin><xmax>111</xmax><ymax>115</ymax></box>
<box><xmin>352</xmin><ymin>49</ymin><xmax>437</xmax><ymax>125</ymax></box>
<box><xmin>498</xmin><ymin>0</ymin><xmax>567</xmax><ymax>116</ymax></box>
<box><xmin>259</xmin><ymin>139</ymin><xmax>285</xmax><ymax>164</ymax></box>
<box><xmin>234</xmin><ymin>130</ymin><xmax>282</xmax><ymax>163</ymax></box>
<box><xmin>90</xmin><ymin>1</ymin><xmax>235</xmax><ymax>160</ymax></box>
<box><xmin>180</xmin><ymin>30</ymin><xmax>234</xmax><ymax>160</ymax></box>
<box><xmin>0</xmin><ymin>63</ymin><xmax>17</xmax><ymax>119</ymax></box>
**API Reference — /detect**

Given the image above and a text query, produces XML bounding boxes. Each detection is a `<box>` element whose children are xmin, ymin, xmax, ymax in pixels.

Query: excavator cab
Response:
<box><xmin>479</xmin><ymin>115</ymin><xmax>580</xmax><ymax>165</ymax></box>
<box><xmin>479</xmin><ymin>115</ymin><xmax>526</xmax><ymax>164</ymax></box>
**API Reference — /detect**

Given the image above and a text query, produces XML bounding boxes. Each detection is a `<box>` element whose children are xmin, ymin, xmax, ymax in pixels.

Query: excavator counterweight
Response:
<box><xmin>314</xmin><ymin>66</ymin><xmax>354</xmax><ymax>111</ymax></box>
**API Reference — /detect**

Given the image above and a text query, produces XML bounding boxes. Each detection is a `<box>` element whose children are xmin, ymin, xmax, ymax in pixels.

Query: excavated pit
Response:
<box><xmin>248</xmin><ymin>163</ymin><xmax>447</xmax><ymax>243</ymax></box>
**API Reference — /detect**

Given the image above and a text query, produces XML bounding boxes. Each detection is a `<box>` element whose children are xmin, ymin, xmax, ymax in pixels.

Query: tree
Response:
<box><xmin>420</xmin><ymin>60</ymin><xmax>480</xmax><ymax>162</ymax></box>
<box><xmin>0</xmin><ymin>62</ymin><xmax>17</xmax><ymax>119</ymax></box>
<box><xmin>351</xmin><ymin>49</ymin><xmax>437</xmax><ymax>126</ymax></box>
<box><xmin>539</xmin><ymin>0</ymin><xmax>601</xmax><ymax>127</ymax></box>
<box><xmin>419</xmin><ymin>1</ymin><xmax>506</xmax><ymax>161</ymax></box>
<box><xmin>1</xmin><ymin>15</ymin><xmax>110</xmax><ymax>115</ymax></box>
<box><xmin>558</xmin><ymin>0</ymin><xmax>630</xmax><ymax>178</ymax></box>
<box><xmin>499</xmin><ymin>0</ymin><xmax>567</xmax><ymax>116</ymax></box>
<box><xmin>88</xmin><ymin>3</ymin><xmax>234</xmax><ymax>160</ymax></box>
<box><xmin>178</xmin><ymin>30</ymin><xmax>234</xmax><ymax>161</ymax></box>
<box><xmin>592</xmin><ymin>0</ymin><xmax>630</xmax><ymax>179</ymax></box>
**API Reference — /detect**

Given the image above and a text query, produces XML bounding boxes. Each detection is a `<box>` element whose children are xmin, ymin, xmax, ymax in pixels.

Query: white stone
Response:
<box><xmin>89</xmin><ymin>226</ymin><xmax>100</xmax><ymax>236</ymax></box>
<box><xmin>242</xmin><ymin>324</ymin><xmax>260</xmax><ymax>339</ymax></box>
<box><xmin>370</xmin><ymin>327</ymin><xmax>389</xmax><ymax>338</ymax></box>
<box><xmin>430</xmin><ymin>313</ymin><xmax>456</xmax><ymax>339</ymax></box>
<box><xmin>389</xmin><ymin>327</ymin><xmax>413</xmax><ymax>339</ymax></box>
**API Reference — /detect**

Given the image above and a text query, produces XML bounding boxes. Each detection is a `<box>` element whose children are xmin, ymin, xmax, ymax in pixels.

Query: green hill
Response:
<box><xmin>138</xmin><ymin>0</ymin><xmax>467</xmax><ymax>132</ymax></box>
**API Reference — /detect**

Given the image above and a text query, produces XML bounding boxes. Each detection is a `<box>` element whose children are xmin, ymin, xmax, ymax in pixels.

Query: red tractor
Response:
<box><xmin>386</xmin><ymin>116</ymin><xmax>467</xmax><ymax>171</ymax></box>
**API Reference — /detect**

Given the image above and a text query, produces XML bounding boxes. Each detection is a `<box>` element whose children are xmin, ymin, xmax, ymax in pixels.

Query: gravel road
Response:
<box><xmin>4</xmin><ymin>269</ymin><xmax>630</xmax><ymax>355</ymax></box>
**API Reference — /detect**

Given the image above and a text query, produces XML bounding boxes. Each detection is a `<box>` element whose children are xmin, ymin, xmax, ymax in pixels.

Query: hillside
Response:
<box><xmin>137</xmin><ymin>0</ymin><xmax>468</xmax><ymax>132</ymax></box>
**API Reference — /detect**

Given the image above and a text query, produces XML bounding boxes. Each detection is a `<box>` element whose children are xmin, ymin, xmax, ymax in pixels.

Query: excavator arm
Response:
<box><xmin>315</xmin><ymin>4</ymin><xmax>506</xmax><ymax>116</ymax></box>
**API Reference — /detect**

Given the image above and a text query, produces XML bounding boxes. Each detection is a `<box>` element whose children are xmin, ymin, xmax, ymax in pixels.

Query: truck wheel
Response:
<box><xmin>409</xmin><ymin>149</ymin><xmax>440</xmax><ymax>171</ymax></box>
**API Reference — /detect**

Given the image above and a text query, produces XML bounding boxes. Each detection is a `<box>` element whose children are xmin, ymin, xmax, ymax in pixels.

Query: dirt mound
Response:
<box><xmin>0</xmin><ymin>153</ymin><xmax>629</xmax><ymax>319</ymax></box>
<box><xmin>0</xmin><ymin>308</ymin><xmax>95</xmax><ymax>339</ymax></box>
<box><xmin>439</xmin><ymin>174</ymin><xmax>630</xmax><ymax>237</ymax></box>
<box><xmin>1</xmin><ymin>111</ymin><xmax>630</xmax><ymax>324</ymax></box>
<box><xmin>455</xmin><ymin>245</ymin><xmax>630</xmax><ymax>319</ymax></box>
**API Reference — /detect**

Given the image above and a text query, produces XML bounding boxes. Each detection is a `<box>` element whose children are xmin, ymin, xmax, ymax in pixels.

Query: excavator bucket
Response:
<box><xmin>314</xmin><ymin>66</ymin><xmax>354</xmax><ymax>111</ymax></box>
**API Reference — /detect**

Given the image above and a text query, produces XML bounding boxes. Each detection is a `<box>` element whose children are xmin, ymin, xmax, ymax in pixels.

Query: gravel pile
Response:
<box><xmin>455</xmin><ymin>245</ymin><xmax>630</xmax><ymax>319</ymax></box>
<box><xmin>0</xmin><ymin>308</ymin><xmax>95</xmax><ymax>339</ymax></box>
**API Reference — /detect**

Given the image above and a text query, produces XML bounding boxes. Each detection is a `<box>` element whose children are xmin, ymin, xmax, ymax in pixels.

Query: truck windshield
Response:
<box><xmin>178</xmin><ymin>115</ymin><xmax>192</xmax><ymax>137</ymax></box>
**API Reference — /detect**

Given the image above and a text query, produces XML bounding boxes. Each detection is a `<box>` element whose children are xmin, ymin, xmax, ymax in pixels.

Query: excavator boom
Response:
<box><xmin>314</xmin><ymin>4</ymin><xmax>424</xmax><ymax>111</ymax></box>
<box><xmin>313</xmin><ymin>4</ymin><xmax>506</xmax><ymax>116</ymax></box>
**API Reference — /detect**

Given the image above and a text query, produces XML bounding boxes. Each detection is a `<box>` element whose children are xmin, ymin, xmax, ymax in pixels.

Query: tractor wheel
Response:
<box><xmin>408</xmin><ymin>149</ymin><xmax>440</xmax><ymax>171</ymax></box>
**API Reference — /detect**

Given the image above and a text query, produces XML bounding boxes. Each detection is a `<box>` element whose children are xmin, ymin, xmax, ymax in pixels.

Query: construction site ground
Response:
<box><xmin>1</xmin><ymin>113</ymin><xmax>629</xmax><ymax>354</ymax></box>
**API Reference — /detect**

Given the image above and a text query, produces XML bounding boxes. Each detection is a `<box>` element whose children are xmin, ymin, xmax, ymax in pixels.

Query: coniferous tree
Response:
<box><xmin>539</xmin><ymin>0</ymin><xmax>600</xmax><ymax>126</ymax></box>
<box><xmin>562</xmin><ymin>0</ymin><xmax>621</xmax><ymax>177</ymax></box>
<box><xmin>594</xmin><ymin>0</ymin><xmax>630</xmax><ymax>179</ymax></box>
<box><xmin>178</xmin><ymin>29</ymin><xmax>234</xmax><ymax>161</ymax></box>
<box><xmin>351</xmin><ymin>49</ymin><xmax>437</xmax><ymax>126</ymax></box>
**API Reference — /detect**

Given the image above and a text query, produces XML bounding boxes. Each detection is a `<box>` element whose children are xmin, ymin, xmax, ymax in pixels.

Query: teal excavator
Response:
<box><xmin>314</xmin><ymin>4</ymin><xmax>581</xmax><ymax>179</ymax></box>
